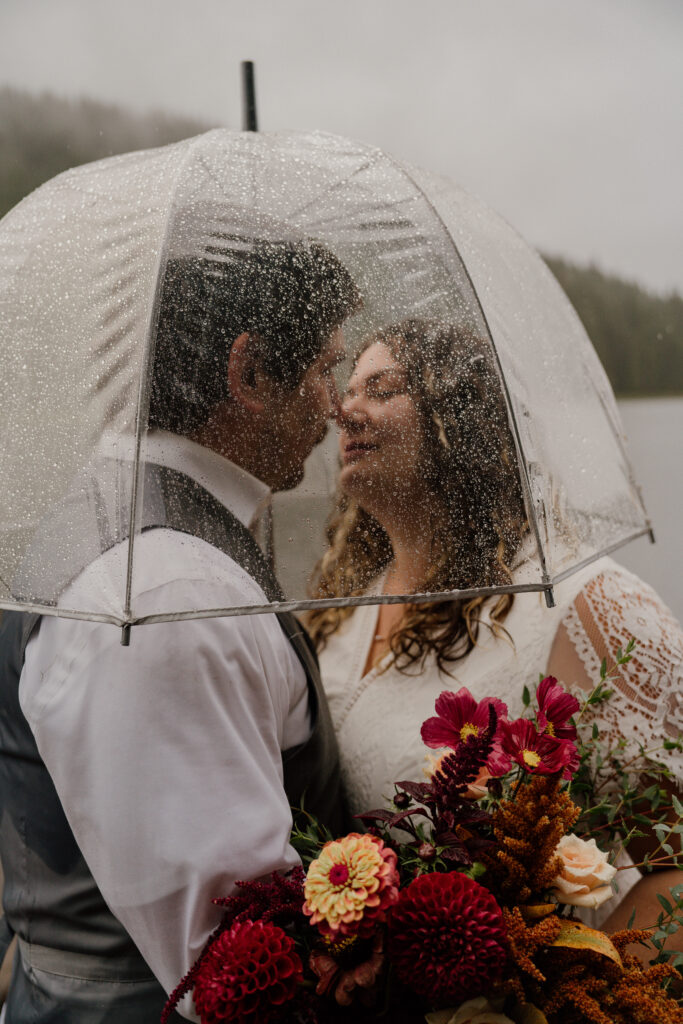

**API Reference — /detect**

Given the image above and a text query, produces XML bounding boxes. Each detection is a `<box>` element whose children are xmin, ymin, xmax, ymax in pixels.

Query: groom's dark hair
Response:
<box><xmin>148</xmin><ymin>238</ymin><xmax>360</xmax><ymax>435</ymax></box>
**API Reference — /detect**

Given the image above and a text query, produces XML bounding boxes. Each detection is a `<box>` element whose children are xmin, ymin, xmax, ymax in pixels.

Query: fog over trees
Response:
<box><xmin>1</xmin><ymin>87</ymin><xmax>680</xmax><ymax>397</ymax></box>
<box><xmin>545</xmin><ymin>257</ymin><xmax>683</xmax><ymax>397</ymax></box>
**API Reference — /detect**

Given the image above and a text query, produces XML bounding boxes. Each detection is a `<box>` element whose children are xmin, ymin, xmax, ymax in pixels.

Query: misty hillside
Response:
<box><xmin>1</xmin><ymin>87</ymin><xmax>681</xmax><ymax>396</ymax></box>
<box><xmin>0</xmin><ymin>86</ymin><xmax>208</xmax><ymax>213</ymax></box>
<box><xmin>545</xmin><ymin>257</ymin><xmax>682</xmax><ymax>396</ymax></box>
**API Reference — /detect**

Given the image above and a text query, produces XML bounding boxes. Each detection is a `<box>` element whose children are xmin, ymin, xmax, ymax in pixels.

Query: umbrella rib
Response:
<box><xmin>551</xmin><ymin>525</ymin><xmax>654</xmax><ymax>586</ymax></box>
<box><xmin>122</xmin><ymin>138</ymin><xmax>204</xmax><ymax>626</ymax></box>
<box><xmin>284</xmin><ymin>147</ymin><xmax>387</xmax><ymax>223</ymax></box>
<box><xmin>591</xmin><ymin>385</ymin><xmax>654</xmax><ymax>536</ymax></box>
<box><xmin>111</xmin><ymin>581</ymin><xmax>556</xmax><ymax>626</ymax></box>
<box><xmin>383</xmin><ymin>152</ymin><xmax>553</xmax><ymax>594</ymax></box>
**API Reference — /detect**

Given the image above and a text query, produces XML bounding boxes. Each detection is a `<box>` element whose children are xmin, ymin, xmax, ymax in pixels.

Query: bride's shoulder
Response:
<box><xmin>549</xmin><ymin>556</ymin><xmax>683</xmax><ymax>783</ymax></box>
<box><xmin>551</xmin><ymin>553</ymin><xmax>682</xmax><ymax>685</ymax></box>
<box><xmin>560</xmin><ymin>555</ymin><xmax>682</xmax><ymax>648</ymax></box>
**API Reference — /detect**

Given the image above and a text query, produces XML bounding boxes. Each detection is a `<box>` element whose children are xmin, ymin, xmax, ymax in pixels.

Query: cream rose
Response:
<box><xmin>426</xmin><ymin>997</ymin><xmax>514</xmax><ymax>1024</ymax></box>
<box><xmin>550</xmin><ymin>834</ymin><xmax>617</xmax><ymax>909</ymax></box>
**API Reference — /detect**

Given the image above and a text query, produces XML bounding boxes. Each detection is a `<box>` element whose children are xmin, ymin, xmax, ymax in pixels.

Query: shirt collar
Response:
<box><xmin>98</xmin><ymin>429</ymin><xmax>271</xmax><ymax>530</ymax></box>
<box><xmin>142</xmin><ymin>430</ymin><xmax>271</xmax><ymax>530</ymax></box>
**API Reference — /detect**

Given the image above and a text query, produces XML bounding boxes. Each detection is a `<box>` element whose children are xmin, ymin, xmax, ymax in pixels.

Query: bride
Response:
<box><xmin>308</xmin><ymin>317</ymin><xmax>683</xmax><ymax>933</ymax></box>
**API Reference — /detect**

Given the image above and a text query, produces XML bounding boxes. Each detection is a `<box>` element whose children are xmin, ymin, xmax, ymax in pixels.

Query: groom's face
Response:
<box><xmin>264</xmin><ymin>327</ymin><xmax>346</xmax><ymax>491</ymax></box>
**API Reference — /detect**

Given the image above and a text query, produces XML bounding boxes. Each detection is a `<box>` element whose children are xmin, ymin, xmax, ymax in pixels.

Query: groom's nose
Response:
<box><xmin>326</xmin><ymin>375</ymin><xmax>343</xmax><ymax>423</ymax></box>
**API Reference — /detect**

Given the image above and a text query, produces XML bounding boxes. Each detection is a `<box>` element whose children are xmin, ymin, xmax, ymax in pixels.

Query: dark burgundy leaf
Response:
<box><xmin>395</xmin><ymin>780</ymin><xmax>434</xmax><ymax>802</ymax></box>
<box><xmin>386</xmin><ymin>807</ymin><xmax>429</xmax><ymax>829</ymax></box>
<box><xmin>354</xmin><ymin>808</ymin><xmax>396</xmax><ymax>824</ymax></box>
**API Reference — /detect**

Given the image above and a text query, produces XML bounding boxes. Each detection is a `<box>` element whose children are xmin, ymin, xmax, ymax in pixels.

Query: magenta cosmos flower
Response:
<box><xmin>421</xmin><ymin>688</ymin><xmax>510</xmax><ymax>776</ymax></box>
<box><xmin>498</xmin><ymin>718</ymin><xmax>578</xmax><ymax>777</ymax></box>
<box><xmin>536</xmin><ymin>676</ymin><xmax>580</xmax><ymax>740</ymax></box>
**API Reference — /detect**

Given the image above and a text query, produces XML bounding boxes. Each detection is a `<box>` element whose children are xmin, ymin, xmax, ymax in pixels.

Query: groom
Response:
<box><xmin>0</xmin><ymin>236</ymin><xmax>360</xmax><ymax>1021</ymax></box>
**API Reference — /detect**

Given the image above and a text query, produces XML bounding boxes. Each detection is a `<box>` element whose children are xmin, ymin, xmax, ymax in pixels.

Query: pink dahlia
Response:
<box><xmin>389</xmin><ymin>871</ymin><xmax>507</xmax><ymax>1004</ymax></box>
<box><xmin>303</xmin><ymin>833</ymin><xmax>399</xmax><ymax>939</ymax></box>
<box><xmin>193</xmin><ymin>919</ymin><xmax>302</xmax><ymax>1024</ymax></box>
<box><xmin>498</xmin><ymin>718</ymin><xmax>578</xmax><ymax>778</ymax></box>
<box><xmin>536</xmin><ymin>676</ymin><xmax>580</xmax><ymax>740</ymax></box>
<box><xmin>421</xmin><ymin>688</ymin><xmax>510</xmax><ymax>776</ymax></box>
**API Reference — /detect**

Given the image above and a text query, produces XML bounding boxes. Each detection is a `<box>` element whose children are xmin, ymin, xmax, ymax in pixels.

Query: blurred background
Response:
<box><xmin>0</xmin><ymin>0</ymin><xmax>681</xmax><ymax>619</ymax></box>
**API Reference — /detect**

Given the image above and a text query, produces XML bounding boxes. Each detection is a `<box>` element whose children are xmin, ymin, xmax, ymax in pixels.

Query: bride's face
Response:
<box><xmin>338</xmin><ymin>341</ymin><xmax>424</xmax><ymax>510</ymax></box>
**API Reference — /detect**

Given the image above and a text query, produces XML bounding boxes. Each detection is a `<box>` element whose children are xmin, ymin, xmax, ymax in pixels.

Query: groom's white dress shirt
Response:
<box><xmin>19</xmin><ymin>433</ymin><xmax>310</xmax><ymax>1019</ymax></box>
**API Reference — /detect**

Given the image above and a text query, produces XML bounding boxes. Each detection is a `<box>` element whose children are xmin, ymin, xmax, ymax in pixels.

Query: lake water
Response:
<box><xmin>614</xmin><ymin>396</ymin><xmax>682</xmax><ymax>624</ymax></box>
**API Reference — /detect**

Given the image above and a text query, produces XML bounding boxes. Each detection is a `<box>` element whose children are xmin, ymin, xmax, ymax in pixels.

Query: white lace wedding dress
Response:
<box><xmin>319</xmin><ymin>556</ymin><xmax>683</xmax><ymax>920</ymax></box>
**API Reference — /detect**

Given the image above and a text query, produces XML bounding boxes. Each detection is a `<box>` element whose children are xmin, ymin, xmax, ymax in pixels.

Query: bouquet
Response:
<box><xmin>163</xmin><ymin>643</ymin><xmax>683</xmax><ymax>1023</ymax></box>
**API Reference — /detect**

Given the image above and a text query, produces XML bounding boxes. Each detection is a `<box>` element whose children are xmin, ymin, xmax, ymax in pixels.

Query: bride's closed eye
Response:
<box><xmin>370</xmin><ymin>387</ymin><xmax>407</xmax><ymax>400</ymax></box>
<box><xmin>365</xmin><ymin>371</ymin><xmax>409</xmax><ymax>400</ymax></box>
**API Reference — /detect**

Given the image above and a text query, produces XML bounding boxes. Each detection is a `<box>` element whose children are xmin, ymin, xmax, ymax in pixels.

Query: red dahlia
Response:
<box><xmin>389</xmin><ymin>871</ymin><xmax>507</xmax><ymax>1005</ymax></box>
<box><xmin>193</xmin><ymin>919</ymin><xmax>302</xmax><ymax>1024</ymax></box>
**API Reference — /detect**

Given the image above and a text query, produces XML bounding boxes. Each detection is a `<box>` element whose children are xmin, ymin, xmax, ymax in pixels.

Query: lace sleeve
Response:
<box><xmin>547</xmin><ymin>566</ymin><xmax>683</xmax><ymax>785</ymax></box>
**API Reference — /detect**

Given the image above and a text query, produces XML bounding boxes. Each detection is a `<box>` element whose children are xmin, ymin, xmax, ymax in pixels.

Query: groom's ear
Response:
<box><xmin>227</xmin><ymin>332</ymin><xmax>268</xmax><ymax>413</ymax></box>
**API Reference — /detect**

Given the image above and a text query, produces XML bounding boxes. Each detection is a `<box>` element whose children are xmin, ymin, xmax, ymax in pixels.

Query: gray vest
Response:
<box><xmin>0</xmin><ymin>464</ymin><xmax>346</xmax><ymax>1023</ymax></box>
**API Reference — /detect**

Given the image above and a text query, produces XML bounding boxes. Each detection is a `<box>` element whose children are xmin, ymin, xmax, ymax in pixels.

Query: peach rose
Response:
<box><xmin>550</xmin><ymin>834</ymin><xmax>617</xmax><ymax>909</ymax></box>
<box><xmin>426</xmin><ymin>997</ymin><xmax>514</xmax><ymax>1023</ymax></box>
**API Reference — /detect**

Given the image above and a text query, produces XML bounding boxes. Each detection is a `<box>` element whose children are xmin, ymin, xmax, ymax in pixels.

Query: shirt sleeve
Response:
<box><xmin>21</xmin><ymin>586</ymin><xmax>310</xmax><ymax>1015</ymax></box>
<box><xmin>546</xmin><ymin>564</ymin><xmax>683</xmax><ymax>786</ymax></box>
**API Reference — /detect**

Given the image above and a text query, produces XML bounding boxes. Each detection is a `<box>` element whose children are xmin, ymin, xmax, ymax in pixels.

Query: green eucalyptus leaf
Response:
<box><xmin>657</xmin><ymin>894</ymin><xmax>674</xmax><ymax>914</ymax></box>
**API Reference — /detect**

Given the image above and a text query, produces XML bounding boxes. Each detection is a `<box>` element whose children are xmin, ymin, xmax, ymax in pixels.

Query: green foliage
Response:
<box><xmin>571</xmin><ymin>639</ymin><xmax>683</xmax><ymax>972</ymax></box>
<box><xmin>572</xmin><ymin>640</ymin><xmax>682</xmax><ymax>861</ymax></box>
<box><xmin>0</xmin><ymin>86</ymin><xmax>208</xmax><ymax>220</ymax></box>
<box><xmin>289</xmin><ymin>811</ymin><xmax>335</xmax><ymax>869</ymax></box>
<box><xmin>546</xmin><ymin>254</ymin><xmax>683</xmax><ymax>397</ymax></box>
<box><xmin>648</xmin><ymin>883</ymin><xmax>683</xmax><ymax>974</ymax></box>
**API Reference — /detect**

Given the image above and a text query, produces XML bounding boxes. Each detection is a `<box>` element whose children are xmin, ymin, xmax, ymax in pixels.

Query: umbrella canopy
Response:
<box><xmin>0</xmin><ymin>129</ymin><xmax>650</xmax><ymax>627</ymax></box>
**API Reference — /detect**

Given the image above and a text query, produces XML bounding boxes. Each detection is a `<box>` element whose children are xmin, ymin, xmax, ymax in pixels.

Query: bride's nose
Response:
<box><xmin>338</xmin><ymin>391</ymin><xmax>368</xmax><ymax>431</ymax></box>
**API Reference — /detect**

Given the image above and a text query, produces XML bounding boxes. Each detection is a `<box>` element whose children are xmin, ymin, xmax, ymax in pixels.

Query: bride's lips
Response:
<box><xmin>341</xmin><ymin>440</ymin><xmax>378</xmax><ymax>464</ymax></box>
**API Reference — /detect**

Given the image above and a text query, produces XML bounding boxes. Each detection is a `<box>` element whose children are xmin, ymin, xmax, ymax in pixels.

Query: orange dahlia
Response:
<box><xmin>303</xmin><ymin>832</ymin><xmax>399</xmax><ymax>938</ymax></box>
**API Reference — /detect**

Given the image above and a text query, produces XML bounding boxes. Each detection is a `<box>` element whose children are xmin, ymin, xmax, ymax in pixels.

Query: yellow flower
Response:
<box><xmin>303</xmin><ymin>832</ymin><xmax>399</xmax><ymax>938</ymax></box>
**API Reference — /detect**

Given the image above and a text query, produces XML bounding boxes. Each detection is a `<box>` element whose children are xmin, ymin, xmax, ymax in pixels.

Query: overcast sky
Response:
<box><xmin>2</xmin><ymin>0</ymin><xmax>682</xmax><ymax>294</ymax></box>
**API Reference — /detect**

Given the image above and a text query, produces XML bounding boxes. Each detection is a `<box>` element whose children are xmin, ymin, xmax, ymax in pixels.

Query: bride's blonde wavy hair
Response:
<box><xmin>307</xmin><ymin>319</ymin><xmax>529</xmax><ymax>673</ymax></box>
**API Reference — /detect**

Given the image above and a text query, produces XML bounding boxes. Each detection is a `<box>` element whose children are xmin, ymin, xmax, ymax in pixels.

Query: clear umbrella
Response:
<box><xmin>0</xmin><ymin>128</ymin><xmax>651</xmax><ymax>629</ymax></box>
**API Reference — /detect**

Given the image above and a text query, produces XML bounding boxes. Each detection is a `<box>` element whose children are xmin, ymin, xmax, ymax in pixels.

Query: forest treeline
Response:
<box><xmin>545</xmin><ymin>257</ymin><xmax>682</xmax><ymax>396</ymax></box>
<box><xmin>1</xmin><ymin>86</ymin><xmax>681</xmax><ymax>396</ymax></box>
